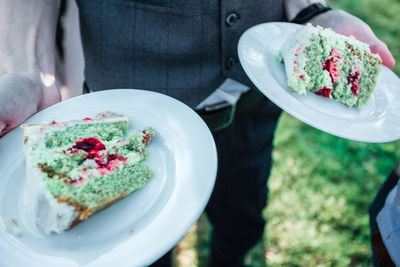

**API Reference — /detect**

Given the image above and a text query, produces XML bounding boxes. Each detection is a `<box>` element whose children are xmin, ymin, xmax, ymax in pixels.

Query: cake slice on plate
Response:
<box><xmin>281</xmin><ymin>24</ymin><xmax>382</xmax><ymax>108</ymax></box>
<box><xmin>21</xmin><ymin>112</ymin><xmax>155</xmax><ymax>234</ymax></box>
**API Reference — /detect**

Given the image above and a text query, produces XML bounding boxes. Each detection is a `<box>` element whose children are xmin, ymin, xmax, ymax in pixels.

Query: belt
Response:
<box><xmin>371</xmin><ymin>231</ymin><xmax>396</xmax><ymax>266</ymax></box>
<box><xmin>196</xmin><ymin>88</ymin><xmax>266</xmax><ymax>132</ymax></box>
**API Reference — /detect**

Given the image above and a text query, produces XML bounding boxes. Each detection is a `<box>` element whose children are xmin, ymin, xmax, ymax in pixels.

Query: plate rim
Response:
<box><xmin>0</xmin><ymin>89</ymin><xmax>218</xmax><ymax>266</ymax></box>
<box><xmin>238</xmin><ymin>22</ymin><xmax>400</xmax><ymax>143</ymax></box>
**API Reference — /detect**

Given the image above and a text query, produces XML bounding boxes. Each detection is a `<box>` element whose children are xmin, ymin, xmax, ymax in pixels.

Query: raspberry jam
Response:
<box><xmin>347</xmin><ymin>71</ymin><xmax>361</xmax><ymax>97</ymax></box>
<box><xmin>70</xmin><ymin>137</ymin><xmax>126</xmax><ymax>176</ymax></box>
<box><xmin>72</xmin><ymin>137</ymin><xmax>105</xmax><ymax>152</ymax></box>
<box><xmin>71</xmin><ymin>177</ymin><xmax>84</xmax><ymax>185</ymax></box>
<box><xmin>323</xmin><ymin>49</ymin><xmax>342</xmax><ymax>83</ymax></box>
<box><xmin>142</xmin><ymin>130</ymin><xmax>154</xmax><ymax>145</ymax></box>
<box><xmin>96</xmin><ymin>154</ymin><xmax>126</xmax><ymax>169</ymax></box>
<box><xmin>315</xmin><ymin>87</ymin><xmax>332</xmax><ymax>98</ymax></box>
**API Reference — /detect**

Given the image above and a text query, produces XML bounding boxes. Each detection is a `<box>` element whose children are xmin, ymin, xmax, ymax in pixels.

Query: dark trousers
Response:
<box><xmin>151</xmin><ymin>99</ymin><xmax>281</xmax><ymax>266</ymax></box>
<box><xmin>369</xmin><ymin>169</ymin><xmax>399</xmax><ymax>267</ymax></box>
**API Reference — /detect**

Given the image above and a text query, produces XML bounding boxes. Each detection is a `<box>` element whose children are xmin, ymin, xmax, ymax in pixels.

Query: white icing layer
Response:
<box><xmin>21</xmin><ymin>112</ymin><xmax>129</xmax><ymax>138</ymax></box>
<box><xmin>24</xmin><ymin>148</ymin><xmax>78</xmax><ymax>234</ymax></box>
<box><xmin>281</xmin><ymin>27</ymin><xmax>313</xmax><ymax>94</ymax></box>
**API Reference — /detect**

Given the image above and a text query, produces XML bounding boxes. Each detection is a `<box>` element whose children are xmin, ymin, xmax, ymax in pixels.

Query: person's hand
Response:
<box><xmin>0</xmin><ymin>74</ymin><xmax>42</xmax><ymax>137</ymax></box>
<box><xmin>309</xmin><ymin>9</ymin><xmax>396</xmax><ymax>68</ymax></box>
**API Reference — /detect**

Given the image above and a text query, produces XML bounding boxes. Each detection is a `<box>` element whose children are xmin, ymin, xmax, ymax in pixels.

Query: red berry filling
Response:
<box><xmin>315</xmin><ymin>87</ymin><xmax>332</xmax><ymax>98</ymax></box>
<box><xmin>347</xmin><ymin>71</ymin><xmax>361</xmax><ymax>97</ymax></box>
<box><xmin>72</xmin><ymin>137</ymin><xmax>106</xmax><ymax>152</ymax></box>
<box><xmin>142</xmin><ymin>130</ymin><xmax>154</xmax><ymax>145</ymax></box>
<box><xmin>69</xmin><ymin>137</ymin><xmax>127</xmax><ymax>178</ymax></box>
<box><xmin>323</xmin><ymin>49</ymin><xmax>342</xmax><ymax>83</ymax></box>
<box><xmin>96</xmin><ymin>154</ymin><xmax>127</xmax><ymax>169</ymax></box>
<box><xmin>71</xmin><ymin>177</ymin><xmax>84</xmax><ymax>185</ymax></box>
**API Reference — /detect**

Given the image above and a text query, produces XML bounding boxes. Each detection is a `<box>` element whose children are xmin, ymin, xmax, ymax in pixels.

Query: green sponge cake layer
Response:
<box><xmin>282</xmin><ymin>24</ymin><xmax>382</xmax><ymax>108</ymax></box>
<box><xmin>22</xmin><ymin>112</ymin><xmax>155</xmax><ymax>233</ymax></box>
<box><xmin>35</xmin><ymin>130</ymin><xmax>154</xmax><ymax>209</ymax></box>
<box><xmin>44</xmin><ymin>120</ymin><xmax>128</xmax><ymax>148</ymax></box>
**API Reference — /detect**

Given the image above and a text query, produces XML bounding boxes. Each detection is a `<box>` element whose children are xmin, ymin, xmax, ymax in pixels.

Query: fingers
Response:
<box><xmin>370</xmin><ymin>40</ymin><xmax>396</xmax><ymax>68</ymax></box>
<box><xmin>347</xmin><ymin>24</ymin><xmax>396</xmax><ymax>68</ymax></box>
<box><xmin>0</xmin><ymin>121</ymin><xmax>7</xmax><ymax>137</ymax></box>
<box><xmin>353</xmin><ymin>22</ymin><xmax>396</xmax><ymax>68</ymax></box>
<box><xmin>312</xmin><ymin>10</ymin><xmax>396</xmax><ymax>68</ymax></box>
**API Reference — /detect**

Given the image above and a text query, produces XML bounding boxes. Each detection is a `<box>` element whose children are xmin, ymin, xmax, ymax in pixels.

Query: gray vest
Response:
<box><xmin>76</xmin><ymin>0</ymin><xmax>286</xmax><ymax>108</ymax></box>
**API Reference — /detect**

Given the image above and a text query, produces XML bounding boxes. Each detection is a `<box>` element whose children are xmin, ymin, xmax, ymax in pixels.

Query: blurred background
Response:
<box><xmin>59</xmin><ymin>0</ymin><xmax>400</xmax><ymax>265</ymax></box>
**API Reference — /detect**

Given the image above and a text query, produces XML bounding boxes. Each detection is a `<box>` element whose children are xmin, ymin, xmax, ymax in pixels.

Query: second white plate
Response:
<box><xmin>238</xmin><ymin>22</ymin><xmax>400</xmax><ymax>143</ymax></box>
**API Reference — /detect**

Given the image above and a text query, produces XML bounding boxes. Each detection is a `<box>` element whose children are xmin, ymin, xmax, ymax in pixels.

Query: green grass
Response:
<box><xmin>265</xmin><ymin>114</ymin><xmax>399</xmax><ymax>266</ymax></box>
<box><xmin>175</xmin><ymin>1</ymin><xmax>400</xmax><ymax>266</ymax></box>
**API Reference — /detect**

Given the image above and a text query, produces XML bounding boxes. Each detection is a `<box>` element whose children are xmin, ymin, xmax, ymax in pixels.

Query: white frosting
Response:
<box><xmin>82</xmin><ymin>159</ymin><xmax>98</xmax><ymax>169</ymax></box>
<box><xmin>281</xmin><ymin>27</ymin><xmax>313</xmax><ymax>94</ymax></box>
<box><xmin>24</xmin><ymin>148</ymin><xmax>78</xmax><ymax>234</ymax></box>
<box><xmin>21</xmin><ymin>114</ymin><xmax>129</xmax><ymax>137</ymax></box>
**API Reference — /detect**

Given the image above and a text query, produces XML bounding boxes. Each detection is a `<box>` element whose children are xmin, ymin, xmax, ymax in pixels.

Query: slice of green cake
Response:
<box><xmin>281</xmin><ymin>24</ymin><xmax>382</xmax><ymax>108</ymax></box>
<box><xmin>22</xmin><ymin>112</ymin><xmax>155</xmax><ymax>234</ymax></box>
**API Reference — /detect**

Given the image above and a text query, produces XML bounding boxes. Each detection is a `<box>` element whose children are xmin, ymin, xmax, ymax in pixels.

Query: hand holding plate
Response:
<box><xmin>308</xmin><ymin>9</ymin><xmax>395</xmax><ymax>68</ymax></box>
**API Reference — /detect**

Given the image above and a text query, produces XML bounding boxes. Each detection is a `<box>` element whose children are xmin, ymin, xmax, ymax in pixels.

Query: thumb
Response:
<box><xmin>0</xmin><ymin>121</ymin><xmax>7</xmax><ymax>137</ymax></box>
<box><xmin>370</xmin><ymin>40</ymin><xmax>396</xmax><ymax>68</ymax></box>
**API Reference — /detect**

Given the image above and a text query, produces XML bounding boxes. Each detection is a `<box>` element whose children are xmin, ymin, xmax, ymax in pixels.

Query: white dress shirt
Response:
<box><xmin>377</xmin><ymin>180</ymin><xmax>400</xmax><ymax>265</ymax></box>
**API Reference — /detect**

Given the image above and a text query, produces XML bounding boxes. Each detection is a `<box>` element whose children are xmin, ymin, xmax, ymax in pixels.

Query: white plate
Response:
<box><xmin>0</xmin><ymin>89</ymin><xmax>217</xmax><ymax>267</ymax></box>
<box><xmin>238</xmin><ymin>22</ymin><xmax>400</xmax><ymax>143</ymax></box>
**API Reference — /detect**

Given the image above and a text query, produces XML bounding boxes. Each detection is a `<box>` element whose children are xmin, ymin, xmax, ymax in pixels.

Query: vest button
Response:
<box><xmin>226</xmin><ymin>57</ymin><xmax>236</xmax><ymax>70</ymax></box>
<box><xmin>225</xmin><ymin>12</ymin><xmax>240</xmax><ymax>27</ymax></box>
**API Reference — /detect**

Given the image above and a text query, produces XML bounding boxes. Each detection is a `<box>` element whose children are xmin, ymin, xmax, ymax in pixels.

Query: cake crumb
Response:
<box><xmin>277</xmin><ymin>52</ymin><xmax>284</xmax><ymax>64</ymax></box>
<box><xmin>6</xmin><ymin>218</ymin><xmax>22</xmax><ymax>236</ymax></box>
